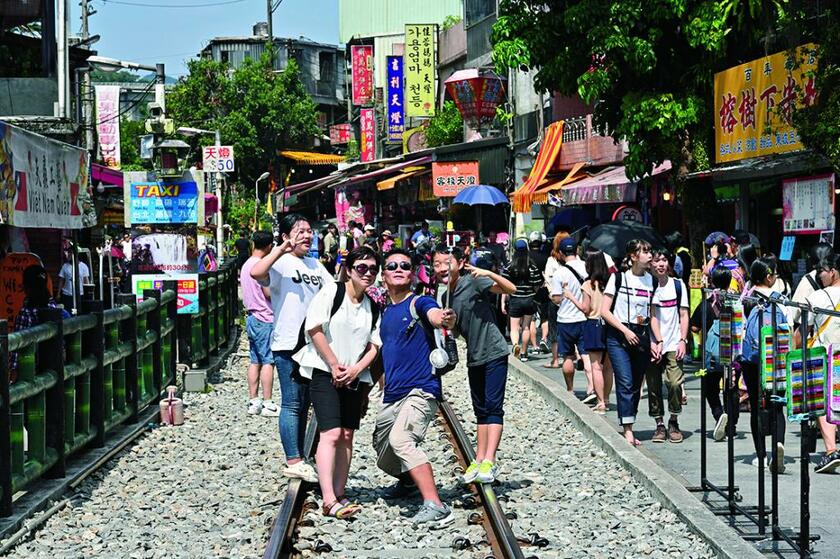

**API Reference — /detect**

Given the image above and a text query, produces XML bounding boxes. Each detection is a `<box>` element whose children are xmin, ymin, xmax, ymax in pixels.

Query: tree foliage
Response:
<box><xmin>491</xmin><ymin>0</ymin><xmax>791</xmax><ymax>178</ymax></box>
<box><xmin>165</xmin><ymin>50</ymin><xmax>320</xmax><ymax>185</ymax></box>
<box><xmin>425</xmin><ymin>101</ymin><xmax>464</xmax><ymax>148</ymax></box>
<box><xmin>118</xmin><ymin>118</ymin><xmax>151</xmax><ymax>171</ymax></box>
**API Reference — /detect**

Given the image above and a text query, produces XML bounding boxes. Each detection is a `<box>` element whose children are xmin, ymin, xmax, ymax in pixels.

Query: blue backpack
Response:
<box><xmin>704</xmin><ymin>318</ymin><xmax>722</xmax><ymax>372</ymax></box>
<box><xmin>740</xmin><ymin>291</ymin><xmax>787</xmax><ymax>365</ymax></box>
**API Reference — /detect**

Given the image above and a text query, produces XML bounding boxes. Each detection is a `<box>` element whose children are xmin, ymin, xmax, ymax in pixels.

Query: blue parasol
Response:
<box><xmin>452</xmin><ymin>184</ymin><xmax>509</xmax><ymax>206</ymax></box>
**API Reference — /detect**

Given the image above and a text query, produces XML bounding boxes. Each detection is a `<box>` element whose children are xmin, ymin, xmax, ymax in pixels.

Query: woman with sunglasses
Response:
<box><xmin>293</xmin><ymin>246</ymin><xmax>382</xmax><ymax>518</ymax></box>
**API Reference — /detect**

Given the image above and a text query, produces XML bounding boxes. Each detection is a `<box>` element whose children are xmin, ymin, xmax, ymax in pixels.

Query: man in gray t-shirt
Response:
<box><xmin>432</xmin><ymin>245</ymin><xmax>516</xmax><ymax>485</ymax></box>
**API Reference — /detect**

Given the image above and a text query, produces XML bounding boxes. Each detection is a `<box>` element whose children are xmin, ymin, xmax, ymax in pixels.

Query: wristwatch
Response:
<box><xmin>679</xmin><ymin>338</ymin><xmax>688</xmax><ymax>344</ymax></box>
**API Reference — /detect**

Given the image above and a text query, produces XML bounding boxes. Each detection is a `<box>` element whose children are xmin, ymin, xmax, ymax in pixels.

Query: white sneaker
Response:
<box><xmin>260</xmin><ymin>400</ymin><xmax>279</xmax><ymax>417</ymax></box>
<box><xmin>772</xmin><ymin>443</ymin><xmax>785</xmax><ymax>474</ymax></box>
<box><xmin>283</xmin><ymin>460</ymin><xmax>318</xmax><ymax>483</ymax></box>
<box><xmin>247</xmin><ymin>398</ymin><xmax>262</xmax><ymax>415</ymax></box>
<box><xmin>713</xmin><ymin>413</ymin><xmax>728</xmax><ymax>442</ymax></box>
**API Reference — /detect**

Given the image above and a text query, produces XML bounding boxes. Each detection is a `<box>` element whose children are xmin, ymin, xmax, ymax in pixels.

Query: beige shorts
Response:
<box><xmin>372</xmin><ymin>388</ymin><xmax>439</xmax><ymax>478</ymax></box>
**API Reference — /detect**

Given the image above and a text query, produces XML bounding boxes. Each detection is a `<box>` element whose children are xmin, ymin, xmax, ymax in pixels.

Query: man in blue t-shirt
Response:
<box><xmin>373</xmin><ymin>248</ymin><xmax>457</xmax><ymax>528</ymax></box>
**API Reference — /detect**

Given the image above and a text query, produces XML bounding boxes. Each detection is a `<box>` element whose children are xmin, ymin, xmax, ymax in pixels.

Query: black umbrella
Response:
<box><xmin>585</xmin><ymin>220</ymin><xmax>666</xmax><ymax>260</ymax></box>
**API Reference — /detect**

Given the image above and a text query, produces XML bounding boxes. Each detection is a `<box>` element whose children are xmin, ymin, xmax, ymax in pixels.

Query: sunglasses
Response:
<box><xmin>352</xmin><ymin>263</ymin><xmax>379</xmax><ymax>276</ymax></box>
<box><xmin>385</xmin><ymin>261</ymin><xmax>413</xmax><ymax>272</ymax></box>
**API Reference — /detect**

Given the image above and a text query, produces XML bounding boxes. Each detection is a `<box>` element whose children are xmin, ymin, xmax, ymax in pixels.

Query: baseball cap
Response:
<box><xmin>514</xmin><ymin>239</ymin><xmax>528</xmax><ymax>250</ymax></box>
<box><xmin>559</xmin><ymin>238</ymin><xmax>578</xmax><ymax>254</ymax></box>
<box><xmin>381</xmin><ymin>230</ymin><xmax>392</xmax><ymax>237</ymax></box>
<box><xmin>364</xmin><ymin>224</ymin><xmax>375</xmax><ymax>231</ymax></box>
<box><xmin>529</xmin><ymin>231</ymin><xmax>542</xmax><ymax>242</ymax></box>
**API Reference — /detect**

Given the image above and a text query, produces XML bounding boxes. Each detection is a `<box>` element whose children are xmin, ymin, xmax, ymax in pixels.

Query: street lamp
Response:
<box><xmin>87</xmin><ymin>55</ymin><xmax>166</xmax><ymax>108</ymax></box>
<box><xmin>177</xmin><ymin>126</ymin><xmax>226</xmax><ymax>260</ymax></box>
<box><xmin>255</xmin><ymin>171</ymin><xmax>270</xmax><ymax>226</ymax></box>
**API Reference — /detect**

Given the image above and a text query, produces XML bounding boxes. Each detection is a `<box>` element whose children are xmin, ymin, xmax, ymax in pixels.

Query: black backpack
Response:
<box><xmin>608</xmin><ymin>271</ymin><xmax>660</xmax><ymax>313</ymax></box>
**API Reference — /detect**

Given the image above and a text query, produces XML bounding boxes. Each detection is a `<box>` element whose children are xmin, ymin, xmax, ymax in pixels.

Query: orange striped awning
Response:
<box><xmin>511</xmin><ymin>120</ymin><xmax>564</xmax><ymax>213</ymax></box>
<box><xmin>529</xmin><ymin>162</ymin><xmax>587</xmax><ymax>205</ymax></box>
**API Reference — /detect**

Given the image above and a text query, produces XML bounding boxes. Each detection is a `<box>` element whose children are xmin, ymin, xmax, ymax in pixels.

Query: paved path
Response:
<box><xmin>519</xmin><ymin>349</ymin><xmax>838</xmax><ymax>557</ymax></box>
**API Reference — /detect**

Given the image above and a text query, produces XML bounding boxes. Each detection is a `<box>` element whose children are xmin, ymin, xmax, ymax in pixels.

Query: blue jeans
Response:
<box><xmin>273</xmin><ymin>350</ymin><xmax>310</xmax><ymax>461</ymax></box>
<box><xmin>606</xmin><ymin>327</ymin><xmax>650</xmax><ymax>426</ymax></box>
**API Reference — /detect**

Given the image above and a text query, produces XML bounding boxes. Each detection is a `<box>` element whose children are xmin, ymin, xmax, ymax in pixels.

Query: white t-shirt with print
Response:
<box><xmin>551</xmin><ymin>259</ymin><xmax>587</xmax><ymax>323</ymax></box>
<box><xmin>293</xmin><ymin>281</ymin><xmax>382</xmax><ymax>383</ymax></box>
<box><xmin>261</xmin><ymin>253</ymin><xmax>332</xmax><ymax>351</ymax></box>
<box><xmin>605</xmin><ymin>271</ymin><xmax>655</xmax><ymax>325</ymax></box>
<box><xmin>652</xmin><ymin>277</ymin><xmax>689</xmax><ymax>352</ymax></box>
<box><xmin>806</xmin><ymin>286</ymin><xmax>840</xmax><ymax>346</ymax></box>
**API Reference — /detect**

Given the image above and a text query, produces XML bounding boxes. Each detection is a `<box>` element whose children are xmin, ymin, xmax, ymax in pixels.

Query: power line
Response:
<box><xmin>100</xmin><ymin>0</ymin><xmax>247</xmax><ymax>8</ymax></box>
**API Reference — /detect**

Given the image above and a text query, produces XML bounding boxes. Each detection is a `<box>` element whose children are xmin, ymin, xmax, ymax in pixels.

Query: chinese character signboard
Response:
<box><xmin>128</xmin><ymin>179</ymin><xmax>199</xmax><ymax>225</ymax></box>
<box><xmin>202</xmin><ymin>145</ymin><xmax>235</xmax><ymax>172</ymax></box>
<box><xmin>0</xmin><ymin>121</ymin><xmax>89</xmax><ymax>229</ymax></box>
<box><xmin>714</xmin><ymin>44</ymin><xmax>818</xmax><ymax>163</ymax></box>
<box><xmin>387</xmin><ymin>56</ymin><xmax>405</xmax><ymax>142</ymax></box>
<box><xmin>95</xmin><ymin>85</ymin><xmax>121</xmax><ymax>169</ymax></box>
<box><xmin>405</xmin><ymin>24</ymin><xmax>437</xmax><ymax>117</ymax></box>
<box><xmin>329</xmin><ymin>123</ymin><xmax>352</xmax><ymax>145</ymax></box>
<box><xmin>351</xmin><ymin>45</ymin><xmax>374</xmax><ymax>106</ymax></box>
<box><xmin>432</xmin><ymin>160</ymin><xmax>478</xmax><ymax>197</ymax></box>
<box><xmin>132</xmin><ymin>273</ymin><xmax>199</xmax><ymax>314</ymax></box>
<box><xmin>782</xmin><ymin>173</ymin><xmax>835</xmax><ymax>234</ymax></box>
<box><xmin>360</xmin><ymin>108</ymin><xmax>376</xmax><ymax>162</ymax></box>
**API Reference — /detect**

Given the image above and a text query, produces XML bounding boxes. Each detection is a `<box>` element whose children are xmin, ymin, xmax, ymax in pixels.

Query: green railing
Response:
<box><xmin>0</xmin><ymin>263</ymin><xmax>240</xmax><ymax>517</ymax></box>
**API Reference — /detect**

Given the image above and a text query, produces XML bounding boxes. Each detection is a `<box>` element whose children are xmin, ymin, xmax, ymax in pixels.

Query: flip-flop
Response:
<box><xmin>542</xmin><ymin>364</ymin><xmax>561</xmax><ymax>369</ymax></box>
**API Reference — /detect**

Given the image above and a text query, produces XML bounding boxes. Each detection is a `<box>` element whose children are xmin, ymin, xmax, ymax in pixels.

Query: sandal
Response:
<box><xmin>322</xmin><ymin>500</ymin><xmax>361</xmax><ymax>519</ymax></box>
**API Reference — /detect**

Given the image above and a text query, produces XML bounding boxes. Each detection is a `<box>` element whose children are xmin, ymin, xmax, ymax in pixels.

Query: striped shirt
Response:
<box><xmin>502</xmin><ymin>263</ymin><xmax>544</xmax><ymax>298</ymax></box>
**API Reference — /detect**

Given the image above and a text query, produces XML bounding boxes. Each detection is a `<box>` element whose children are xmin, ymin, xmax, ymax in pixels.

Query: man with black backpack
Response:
<box><xmin>551</xmin><ymin>238</ymin><xmax>589</xmax><ymax>393</ymax></box>
<box><xmin>648</xmin><ymin>249</ymin><xmax>689</xmax><ymax>443</ymax></box>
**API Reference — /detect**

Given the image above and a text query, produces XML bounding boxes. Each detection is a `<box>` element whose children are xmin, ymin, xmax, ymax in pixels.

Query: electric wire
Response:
<box><xmin>100</xmin><ymin>0</ymin><xmax>247</xmax><ymax>8</ymax></box>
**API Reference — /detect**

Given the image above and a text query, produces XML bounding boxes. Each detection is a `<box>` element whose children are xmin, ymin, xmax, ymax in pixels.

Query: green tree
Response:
<box><xmin>491</xmin><ymin>0</ymin><xmax>791</xmax><ymax>179</ymax></box>
<box><xmin>166</xmin><ymin>50</ymin><xmax>320</xmax><ymax>186</ymax></box>
<box><xmin>119</xmin><ymin>118</ymin><xmax>151</xmax><ymax>171</ymax></box>
<box><xmin>90</xmin><ymin>69</ymin><xmax>141</xmax><ymax>83</ymax></box>
<box><xmin>425</xmin><ymin>101</ymin><xmax>464</xmax><ymax>147</ymax></box>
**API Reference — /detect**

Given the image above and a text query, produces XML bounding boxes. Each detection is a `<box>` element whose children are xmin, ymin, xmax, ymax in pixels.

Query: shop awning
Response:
<box><xmin>92</xmin><ymin>162</ymin><xmax>124</xmax><ymax>187</ymax></box>
<box><xmin>376</xmin><ymin>169</ymin><xmax>428</xmax><ymax>191</ymax></box>
<box><xmin>347</xmin><ymin>156</ymin><xmax>433</xmax><ymax>186</ymax></box>
<box><xmin>278</xmin><ymin>150</ymin><xmax>346</xmax><ymax>165</ymax></box>
<box><xmin>560</xmin><ymin>162</ymin><xmax>671</xmax><ymax>205</ymax></box>
<box><xmin>511</xmin><ymin>121</ymin><xmax>564</xmax><ymax>213</ymax></box>
<box><xmin>529</xmin><ymin>162</ymin><xmax>587</xmax><ymax>205</ymax></box>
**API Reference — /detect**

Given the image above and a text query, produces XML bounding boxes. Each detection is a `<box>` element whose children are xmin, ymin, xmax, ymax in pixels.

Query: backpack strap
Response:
<box><xmin>561</xmin><ymin>262</ymin><xmax>585</xmax><ymax>285</ymax></box>
<box><xmin>674</xmin><ymin>278</ymin><xmax>683</xmax><ymax>308</ymax></box>
<box><xmin>609</xmin><ymin>271</ymin><xmax>623</xmax><ymax>313</ymax></box>
<box><xmin>806</xmin><ymin>272</ymin><xmax>821</xmax><ymax>292</ymax></box>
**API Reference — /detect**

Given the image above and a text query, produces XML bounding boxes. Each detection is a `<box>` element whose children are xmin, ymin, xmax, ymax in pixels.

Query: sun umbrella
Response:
<box><xmin>586</xmin><ymin>220</ymin><xmax>666</xmax><ymax>260</ymax></box>
<box><xmin>452</xmin><ymin>185</ymin><xmax>509</xmax><ymax>235</ymax></box>
<box><xmin>452</xmin><ymin>184</ymin><xmax>509</xmax><ymax>206</ymax></box>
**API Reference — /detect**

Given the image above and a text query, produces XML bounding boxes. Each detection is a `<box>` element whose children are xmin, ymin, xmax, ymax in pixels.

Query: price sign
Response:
<box><xmin>202</xmin><ymin>145</ymin><xmax>235</xmax><ymax>172</ymax></box>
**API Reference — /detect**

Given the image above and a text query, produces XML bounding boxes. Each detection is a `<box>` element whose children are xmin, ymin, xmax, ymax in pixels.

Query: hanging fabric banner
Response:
<box><xmin>404</xmin><ymin>24</ymin><xmax>436</xmax><ymax>117</ymax></box>
<box><xmin>386</xmin><ymin>55</ymin><xmax>405</xmax><ymax>142</ymax></box>
<box><xmin>0</xmin><ymin>120</ymin><xmax>90</xmax><ymax>228</ymax></box>
<box><xmin>95</xmin><ymin>85</ymin><xmax>122</xmax><ymax>169</ymax></box>
<box><xmin>360</xmin><ymin>108</ymin><xmax>376</xmax><ymax>162</ymax></box>
<box><xmin>351</xmin><ymin>45</ymin><xmax>374</xmax><ymax>106</ymax></box>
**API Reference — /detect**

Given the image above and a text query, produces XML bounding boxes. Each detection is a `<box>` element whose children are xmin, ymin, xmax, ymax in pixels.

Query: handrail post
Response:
<box><xmin>0</xmin><ymin>321</ymin><xmax>12</xmax><ymax>516</ymax></box>
<box><xmin>144</xmin><ymin>288</ymin><xmax>163</xmax><ymax>399</ymax></box>
<box><xmin>40</xmin><ymin>307</ymin><xmax>65</xmax><ymax>479</ymax></box>
<box><xmin>118</xmin><ymin>294</ymin><xmax>139</xmax><ymax>423</ymax></box>
<box><xmin>82</xmin><ymin>300</ymin><xmax>106</xmax><ymax>448</ymax></box>
<box><xmin>163</xmin><ymin>280</ymin><xmax>178</xmax><ymax>386</ymax></box>
<box><xmin>199</xmin><ymin>273</ymin><xmax>210</xmax><ymax>366</ymax></box>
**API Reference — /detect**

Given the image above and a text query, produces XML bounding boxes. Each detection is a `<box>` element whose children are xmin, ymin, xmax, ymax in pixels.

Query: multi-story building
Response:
<box><xmin>200</xmin><ymin>23</ymin><xmax>346</xmax><ymax>131</ymax></box>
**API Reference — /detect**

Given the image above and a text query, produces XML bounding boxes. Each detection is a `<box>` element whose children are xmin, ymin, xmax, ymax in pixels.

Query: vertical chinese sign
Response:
<box><xmin>351</xmin><ymin>45</ymin><xmax>374</xmax><ymax>106</ymax></box>
<box><xmin>95</xmin><ymin>85</ymin><xmax>122</xmax><ymax>169</ymax></box>
<box><xmin>404</xmin><ymin>24</ymin><xmax>437</xmax><ymax>117</ymax></box>
<box><xmin>387</xmin><ymin>56</ymin><xmax>404</xmax><ymax>142</ymax></box>
<box><xmin>360</xmin><ymin>108</ymin><xmax>376</xmax><ymax>162</ymax></box>
<box><xmin>714</xmin><ymin>44</ymin><xmax>818</xmax><ymax>163</ymax></box>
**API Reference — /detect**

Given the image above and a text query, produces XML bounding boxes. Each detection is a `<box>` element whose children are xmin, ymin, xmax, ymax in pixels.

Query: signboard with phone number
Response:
<box><xmin>131</xmin><ymin>273</ymin><xmax>199</xmax><ymax>314</ymax></box>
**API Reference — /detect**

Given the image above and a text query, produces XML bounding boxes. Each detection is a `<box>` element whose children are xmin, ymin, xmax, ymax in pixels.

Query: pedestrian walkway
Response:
<box><xmin>520</xmin><ymin>350</ymin><xmax>838</xmax><ymax>557</ymax></box>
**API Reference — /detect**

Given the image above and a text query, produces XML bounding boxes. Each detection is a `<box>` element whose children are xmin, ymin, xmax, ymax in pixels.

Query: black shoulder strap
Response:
<box><xmin>609</xmin><ymin>271</ymin><xmax>623</xmax><ymax>312</ymax></box>
<box><xmin>561</xmin><ymin>262</ymin><xmax>584</xmax><ymax>285</ymax></box>
<box><xmin>806</xmin><ymin>273</ymin><xmax>820</xmax><ymax>291</ymax></box>
<box><xmin>674</xmin><ymin>278</ymin><xmax>683</xmax><ymax>307</ymax></box>
<box><xmin>366</xmin><ymin>294</ymin><xmax>380</xmax><ymax>333</ymax></box>
<box><xmin>330</xmin><ymin>282</ymin><xmax>346</xmax><ymax>318</ymax></box>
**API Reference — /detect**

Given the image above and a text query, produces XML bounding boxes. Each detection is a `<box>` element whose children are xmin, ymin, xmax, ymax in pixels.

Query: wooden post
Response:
<box><xmin>82</xmin><ymin>300</ymin><xmax>106</xmax><ymax>447</ymax></box>
<box><xmin>144</xmin><ymin>289</ymin><xmax>163</xmax><ymax>399</ymax></box>
<box><xmin>40</xmin><ymin>307</ymin><xmax>66</xmax><ymax>479</ymax></box>
<box><xmin>118</xmin><ymin>294</ymin><xmax>139</xmax><ymax>422</ymax></box>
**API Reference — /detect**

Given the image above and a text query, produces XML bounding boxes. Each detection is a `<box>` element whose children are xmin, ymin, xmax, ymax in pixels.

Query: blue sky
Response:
<box><xmin>73</xmin><ymin>0</ymin><xmax>339</xmax><ymax>77</ymax></box>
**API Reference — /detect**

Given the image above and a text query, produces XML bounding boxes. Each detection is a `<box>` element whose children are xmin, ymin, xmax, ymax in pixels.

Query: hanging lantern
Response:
<box><xmin>444</xmin><ymin>69</ymin><xmax>507</xmax><ymax>129</ymax></box>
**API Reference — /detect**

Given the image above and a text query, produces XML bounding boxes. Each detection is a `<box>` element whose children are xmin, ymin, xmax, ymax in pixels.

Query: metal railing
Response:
<box><xmin>0</xmin><ymin>264</ymin><xmax>240</xmax><ymax>517</ymax></box>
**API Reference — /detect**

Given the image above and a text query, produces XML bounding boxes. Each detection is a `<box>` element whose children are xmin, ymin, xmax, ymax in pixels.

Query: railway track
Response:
<box><xmin>263</xmin><ymin>399</ymin><xmax>532</xmax><ymax>559</ymax></box>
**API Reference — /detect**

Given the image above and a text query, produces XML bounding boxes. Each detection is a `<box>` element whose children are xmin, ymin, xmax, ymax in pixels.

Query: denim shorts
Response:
<box><xmin>556</xmin><ymin>320</ymin><xmax>586</xmax><ymax>357</ymax></box>
<box><xmin>246</xmin><ymin>314</ymin><xmax>273</xmax><ymax>365</ymax></box>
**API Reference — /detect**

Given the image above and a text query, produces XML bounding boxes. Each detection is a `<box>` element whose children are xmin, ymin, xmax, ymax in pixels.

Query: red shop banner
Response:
<box><xmin>432</xmin><ymin>160</ymin><xmax>479</xmax><ymax>197</ymax></box>
<box><xmin>330</xmin><ymin>123</ymin><xmax>352</xmax><ymax>145</ymax></box>
<box><xmin>360</xmin><ymin>108</ymin><xmax>376</xmax><ymax>162</ymax></box>
<box><xmin>351</xmin><ymin>45</ymin><xmax>374</xmax><ymax>106</ymax></box>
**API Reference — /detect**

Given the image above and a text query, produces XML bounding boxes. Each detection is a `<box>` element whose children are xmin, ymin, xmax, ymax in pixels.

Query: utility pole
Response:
<box><xmin>266</xmin><ymin>0</ymin><xmax>274</xmax><ymax>64</ymax></box>
<box><xmin>79</xmin><ymin>0</ymin><xmax>94</xmax><ymax>151</ymax></box>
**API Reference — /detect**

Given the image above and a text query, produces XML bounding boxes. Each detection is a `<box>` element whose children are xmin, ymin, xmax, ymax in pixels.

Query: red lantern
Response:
<box><xmin>444</xmin><ymin>69</ymin><xmax>507</xmax><ymax>128</ymax></box>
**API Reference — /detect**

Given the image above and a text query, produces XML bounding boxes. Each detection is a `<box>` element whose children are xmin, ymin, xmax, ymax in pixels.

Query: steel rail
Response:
<box><xmin>262</xmin><ymin>416</ymin><xmax>318</xmax><ymax>559</ymax></box>
<box><xmin>439</xmin><ymin>399</ymin><xmax>526</xmax><ymax>559</ymax></box>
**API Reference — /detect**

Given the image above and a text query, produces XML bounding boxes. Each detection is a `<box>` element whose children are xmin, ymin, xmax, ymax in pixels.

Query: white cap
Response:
<box><xmin>529</xmin><ymin>231</ymin><xmax>541</xmax><ymax>242</ymax></box>
<box><xmin>364</xmin><ymin>224</ymin><xmax>375</xmax><ymax>231</ymax></box>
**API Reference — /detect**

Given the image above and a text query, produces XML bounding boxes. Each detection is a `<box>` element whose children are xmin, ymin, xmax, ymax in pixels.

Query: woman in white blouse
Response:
<box><xmin>294</xmin><ymin>246</ymin><xmax>382</xmax><ymax>519</ymax></box>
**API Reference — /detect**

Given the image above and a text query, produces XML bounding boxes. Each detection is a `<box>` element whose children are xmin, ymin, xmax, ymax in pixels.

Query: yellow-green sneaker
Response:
<box><xmin>461</xmin><ymin>460</ymin><xmax>480</xmax><ymax>484</ymax></box>
<box><xmin>476</xmin><ymin>460</ymin><xmax>498</xmax><ymax>483</ymax></box>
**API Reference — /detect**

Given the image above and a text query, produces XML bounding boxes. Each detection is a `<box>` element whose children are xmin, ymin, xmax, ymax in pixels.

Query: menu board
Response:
<box><xmin>782</xmin><ymin>173</ymin><xmax>835</xmax><ymax>234</ymax></box>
